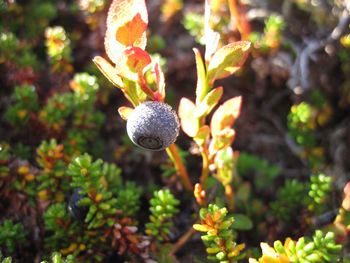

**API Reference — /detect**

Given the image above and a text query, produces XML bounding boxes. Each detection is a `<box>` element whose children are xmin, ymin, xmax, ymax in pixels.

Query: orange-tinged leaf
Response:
<box><xmin>194</xmin><ymin>125</ymin><xmax>210</xmax><ymax>146</ymax></box>
<box><xmin>118</xmin><ymin>106</ymin><xmax>134</xmax><ymax>120</ymax></box>
<box><xmin>211</xmin><ymin>96</ymin><xmax>242</xmax><ymax>136</ymax></box>
<box><xmin>178</xmin><ymin>98</ymin><xmax>199</xmax><ymax>137</ymax></box>
<box><xmin>115</xmin><ymin>47</ymin><xmax>151</xmax><ymax>81</ymax></box>
<box><xmin>93</xmin><ymin>56</ymin><xmax>124</xmax><ymax>88</ymax></box>
<box><xmin>116</xmin><ymin>13</ymin><xmax>147</xmax><ymax>47</ymax></box>
<box><xmin>207</xmin><ymin>41</ymin><xmax>251</xmax><ymax>85</ymax></box>
<box><xmin>105</xmin><ymin>0</ymin><xmax>148</xmax><ymax>63</ymax></box>
<box><xmin>195</xmin><ymin>86</ymin><xmax>223</xmax><ymax>117</ymax></box>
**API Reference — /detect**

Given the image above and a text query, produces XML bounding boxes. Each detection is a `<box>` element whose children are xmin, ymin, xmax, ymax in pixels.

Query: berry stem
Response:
<box><xmin>166</xmin><ymin>144</ymin><xmax>193</xmax><ymax>191</ymax></box>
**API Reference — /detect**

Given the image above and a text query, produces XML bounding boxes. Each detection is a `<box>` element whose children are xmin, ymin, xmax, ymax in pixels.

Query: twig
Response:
<box><xmin>166</xmin><ymin>144</ymin><xmax>193</xmax><ymax>191</ymax></box>
<box><xmin>170</xmin><ymin>226</ymin><xmax>196</xmax><ymax>255</ymax></box>
<box><xmin>288</xmin><ymin>8</ymin><xmax>350</xmax><ymax>94</ymax></box>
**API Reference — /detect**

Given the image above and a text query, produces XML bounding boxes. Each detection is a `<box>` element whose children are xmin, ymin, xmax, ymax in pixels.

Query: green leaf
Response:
<box><xmin>230</xmin><ymin>214</ymin><xmax>253</xmax><ymax>230</ymax></box>
<box><xmin>207</xmin><ymin>41</ymin><xmax>250</xmax><ymax>85</ymax></box>
<box><xmin>93</xmin><ymin>56</ymin><xmax>124</xmax><ymax>88</ymax></box>
<box><xmin>194</xmin><ymin>125</ymin><xmax>210</xmax><ymax>146</ymax></box>
<box><xmin>195</xmin><ymin>86</ymin><xmax>223</xmax><ymax>118</ymax></box>
<box><xmin>206</xmin><ymin>246</ymin><xmax>221</xmax><ymax>254</ymax></box>
<box><xmin>193</xmin><ymin>48</ymin><xmax>208</xmax><ymax>105</ymax></box>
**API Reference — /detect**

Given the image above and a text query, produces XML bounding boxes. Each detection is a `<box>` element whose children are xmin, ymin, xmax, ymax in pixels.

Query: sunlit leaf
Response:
<box><xmin>195</xmin><ymin>86</ymin><xmax>223</xmax><ymax>117</ymax></box>
<box><xmin>105</xmin><ymin>0</ymin><xmax>148</xmax><ymax>63</ymax></box>
<box><xmin>211</xmin><ymin>96</ymin><xmax>242</xmax><ymax>136</ymax></box>
<box><xmin>194</xmin><ymin>125</ymin><xmax>210</xmax><ymax>146</ymax></box>
<box><xmin>178</xmin><ymin>98</ymin><xmax>199</xmax><ymax>137</ymax></box>
<box><xmin>115</xmin><ymin>13</ymin><xmax>147</xmax><ymax>47</ymax></box>
<box><xmin>115</xmin><ymin>46</ymin><xmax>152</xmax><ymax>82</ymax></box>
<box><xmin>92</xmin><ymin>56</ymin><xmax>124</xmax><ymax>88</ymax></box>
<box><xmin>193</xmin><ymin>48</ymin><xmax>208</xmax><ymax>105</ymax></box>
<box><xmin>207</xmin><ymin>41</ymin><xmax>250</xmax><ymax>85</ymax></box>
<box><xmin>118</xmin><ymin>106</ymin><xmax>134</xmax><ymax>120</ymax></box>
<box><xmin>205</xmin><ymin>29</ymin><xmax>220</xmax><ymax>62</ymax></box>
<box><xmin>193</xmin><ymin>223</ymin><xmax>212</xmax><ymax>232</ymax></box>
<box><xmin>209</xmin><ymin>128</ymin><xmax>236</xmax><ymax>157</ymax></box>
<box><xmin>214</xmin><ymin>147</ymin><xmax>234</xmax><ymax>186</ymax></box>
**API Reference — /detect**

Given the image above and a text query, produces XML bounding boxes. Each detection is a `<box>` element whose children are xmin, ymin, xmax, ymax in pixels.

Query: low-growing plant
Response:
<box><xmin>193</xmin><ymin>204</ymin><xmax>245</xmax><ymax>262</ymax></box>
<box><xmin>249</xmin><ymin>230</ymin><xmax>342</xmax><ymax>263</ymax></box>
<box><xmin>146</xmin><ymin>189</ymin><xmax>180</xmax><ymax>241</ymax></box>
<box><xmin>1</xmin><ymin>0</ymin><xmax>350</xmax><ymax>262</ymax></box>
<box><xmin>0</xmin><ymin>220</ymin><xmax>26</xmax><ymax>254</ymax></box>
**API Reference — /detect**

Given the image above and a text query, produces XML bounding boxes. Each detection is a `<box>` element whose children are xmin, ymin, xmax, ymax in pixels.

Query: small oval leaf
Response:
<box><xmin>207</xmin><ymin>41</ymin><xmax>251</xmax><ymax>85</ymax></box>
<box><xmin>195</xmin><ymin>86</ymin><xmax>223</xmax><ymax>118</ymax></box>
<box><xmin>231</xmin><ymin>213</ymin><xmax>253</xmax><ymax>230</ymax></box>
<box><xmin>118</xmin><ymin>106</ymin><xmax>134</xmax><ymax>120</ymax></box>
<box><xmin>178</xmin><ymin>98</ymin><xmax>199</xmax><ymax>137</ymax></box>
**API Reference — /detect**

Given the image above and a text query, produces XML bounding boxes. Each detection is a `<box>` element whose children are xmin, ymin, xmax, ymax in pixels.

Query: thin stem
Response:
<box><xmin>227</xmin><ymin>0</ymin><xmax>250</xmax><ymax>40</ymax></box>
<box><xmin>199</xmin><ymin>147</ymin><xmax>210</xmax><ymax>189</ymax></box>
<box><xmin>224</xmin><ymin>184</ymin><xmax>235</xmax><ymax>211</ymax></box>
<box><xmin>170</xmin><ymin>226</ymin><xmax>196</xmax><ymax>255</ymax></box>
<box><xmin>166</xmin><ymin>144</ymin><xmax>193</xmax><ymax>191</ymax></box>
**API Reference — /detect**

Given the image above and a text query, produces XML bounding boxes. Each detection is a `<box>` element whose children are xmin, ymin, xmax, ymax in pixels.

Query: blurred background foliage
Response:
<box><xmin>0</xmin><ymin>0</ymin><xmax>350</xmax><ymax>262</ymax></box>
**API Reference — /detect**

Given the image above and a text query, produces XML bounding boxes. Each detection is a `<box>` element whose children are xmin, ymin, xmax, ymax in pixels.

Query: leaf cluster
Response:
<box><xmin>145</xmin><ymin>189</ymin><xmax>180</xmax><ymax>241</ymax></box>
<box><xmin>0</xmin><ymin>220</ymin><xmax>26</xmax><ymax>254</ymax></box>
<box><xmin>67</xmin><ymin>154</ymin><xmax>118</xmax><ymax>229</ymax></box>
<box><xmin>270</xmin><ymin>179</ymin><xmax>307</xmax><ymax>221</ymax></box>
<box><xmin>236</xmin><ymin>152</ymin><xmax>280</xmax><ymax>191</ymax></box>
<box><xmin>193</xmin><ymin>204</ymin><xmax>245</xmax><ymax>262</ymax></box>
<box><xmin>4</xmin><ymin>85</ymin><xmax>39</xmax><ymax>126</ymax></box>
<box><xmin>250</xmin><ymin>230</ymin><xmax>342</xmax><ymax>263</ymax></box>
<box><xmin>307</xmin><ymin>173</ymin><xmax>332</xmax><ymax>214</ymax></box>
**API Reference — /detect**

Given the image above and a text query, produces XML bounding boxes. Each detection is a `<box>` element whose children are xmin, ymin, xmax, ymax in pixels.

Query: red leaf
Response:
<box><xmin>115</xmin><ymin>47</ymin><xmax>151</xmax><ymax>81</ymax></box>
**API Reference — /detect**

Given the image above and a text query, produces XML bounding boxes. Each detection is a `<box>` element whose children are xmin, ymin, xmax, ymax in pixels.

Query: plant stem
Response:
<box><xmin>166</xmin><ymin>144</ymin><xmax>193</xmax><ymax>191</ymax></box>
<box><xmin>227</xmin><ymin>0</ymin><xmax>250</xmax><ymax>40</ymax></box>
<box><xmin>225</xmin><ymin>184</ymin><xmax>235</xmax><ymax>211</ymax></box>
<box><xmin>170</xmin><ymin>226</ymin><xmax>196</xmax><ymax>255</ymax></box>
<box><xmin>199</xmin><ymin>148</ymin><xmax>210</xmax><ymax>189</ymax></box>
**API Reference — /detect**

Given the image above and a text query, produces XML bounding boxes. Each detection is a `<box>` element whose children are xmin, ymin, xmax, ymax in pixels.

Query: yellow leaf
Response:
<box><xmin>118</xmin><ymin>106</ymin><xmax>134</xmax><ymax>120</ymax></box>
<box><xmin>195</xmin><ymin>86</ymin><xmax>223</xmax><ymax>117</ymax></box>
<box><xmin>93</xmin><ymin>56</ymin><xmax>124</xmax><ymax>88</ymax></box>
<box><xmin>178</xmin><ymin>98</ymin><xmax>199</xmax><ymax>137</ymax></box>
<box><xmin>194</xmin><ymin>125</ymin><xmax>210</xmax><ymax>146</ymax></box>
